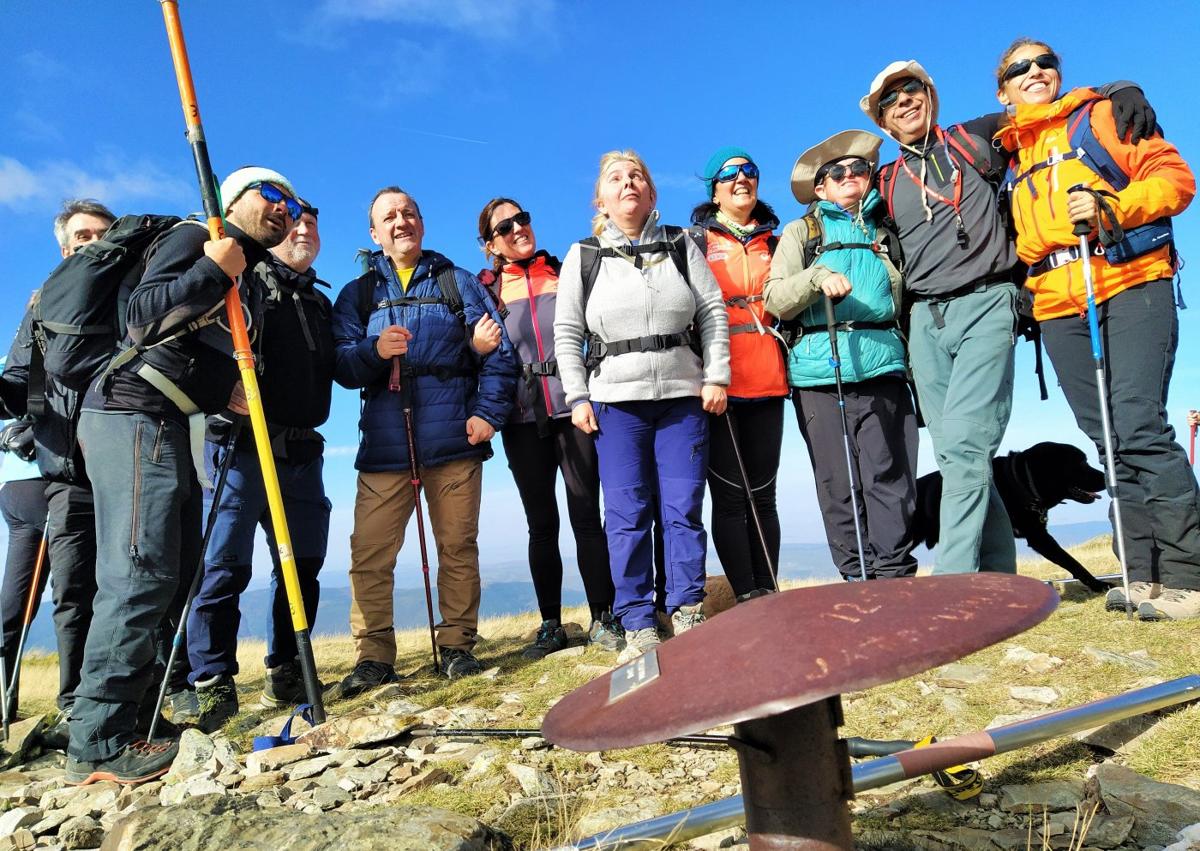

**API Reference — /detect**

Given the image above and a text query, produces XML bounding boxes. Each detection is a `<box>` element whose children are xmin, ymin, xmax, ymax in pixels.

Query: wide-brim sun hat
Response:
<box><xmin>860</xmin><ymin>60</ymin><xmax>939</xmax><ymax>131</ymax></box>
<box><xmin>790</xmin><ymin>130</ymin><xmax>884</xmax><ymax>204</ymax></box>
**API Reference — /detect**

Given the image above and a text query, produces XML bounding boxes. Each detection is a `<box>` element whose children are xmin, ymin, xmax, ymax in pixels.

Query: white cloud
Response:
<box><xmin>313</xmin><ymin>0</ymin><xmax>556</xmax><ymax>40</ymax></box>
<box><xmin>0</xmin><ymin>154</ymin><xmax>194</xmax><ymax>212</ymax></box>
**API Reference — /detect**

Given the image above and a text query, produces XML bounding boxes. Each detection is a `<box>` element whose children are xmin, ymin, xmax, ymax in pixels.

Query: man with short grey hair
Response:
<box><xmin>52</xmin><ymin>199</ymin><xmax>115</xmax><ymax>257</ymax></box>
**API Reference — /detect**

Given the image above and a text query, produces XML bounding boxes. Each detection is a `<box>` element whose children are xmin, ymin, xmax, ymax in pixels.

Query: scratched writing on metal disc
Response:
<box><xmin>608</xmin><ymin>650</ymin><xmax>660</xmax><ymax>702</ymax></box>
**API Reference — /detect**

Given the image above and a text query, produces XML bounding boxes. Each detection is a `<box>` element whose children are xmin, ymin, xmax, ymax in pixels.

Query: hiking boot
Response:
<box><xmin>736</xmin><ymin>589</ymin><xmax>771</xmax><ymax>604</ymax></box>
<box><xmin>1136</xmin><ymin>587</ymin><xmax>1200</xmax><ymax>621</ymax></box>
<box><xmin>440</xmin><ymin>648</ymin><xmax>484</xmax><ymax>680</ymax></box>
<box><xmin>616</xmin><ymin>627</ymin><xmax>660</xmax><ymax>664</ymax></box>
<box><xmin>338</xmin><ymin>660</ymin><xmax>400</xmax><ymax>699</ymax></box>
<box><xmin>167</xmin><ymin>688</ymin><xmax>200</xmax><ymax>724</ymax></box>
<box><xmin>261</xmin><ymin>661</ymin><xmax>306</xmax><ymax>708</ymax></box>
<box><xmin>523</xmin><ymin>619</ymin><xmax>569</xmax><ymax>660</ymax></box>
<box><xmin>588</xmin><ymin>612</ymin><xmax>626</xmax><ymax>652</ymax></box>
<box><xmin>194</xmin><ymin>675</ymin><xmax>239</xmax><ymax>734</ymax></box>
<box><xmin>1105</xmin><ymin>581</ymin><xmax>1159</xmax><ymax>612</ymax></box>
<box><xmin>670</xmin><ymin>603</ymin><xmax>706</xmax><ymax>636</ymax></box>
<box><xmin>65</xmin><ymin>738</ymin><xmax>179</xmax><ymax>786</ymax></box>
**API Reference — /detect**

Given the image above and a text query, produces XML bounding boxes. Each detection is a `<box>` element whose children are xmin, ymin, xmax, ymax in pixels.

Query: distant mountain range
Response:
<box><xmin>16</xmin><ymin>523</ymin><xmax>1113</xmax><ymax>650</ymax></box>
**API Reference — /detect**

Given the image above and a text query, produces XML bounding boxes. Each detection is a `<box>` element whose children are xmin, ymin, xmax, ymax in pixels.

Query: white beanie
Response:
<box><xmin>219</xmin><ymin>166</ymin><xmax>297</xmax><ymax>214</ymax></box>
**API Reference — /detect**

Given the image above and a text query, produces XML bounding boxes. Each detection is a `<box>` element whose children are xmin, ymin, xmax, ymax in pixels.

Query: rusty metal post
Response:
<box><xmin>735</xmin><ymin>697</ymin><xmax>853</xmax><ymax>850</ymax></box>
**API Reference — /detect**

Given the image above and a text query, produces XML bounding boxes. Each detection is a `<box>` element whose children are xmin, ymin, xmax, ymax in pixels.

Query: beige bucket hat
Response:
<box><xmin>790</xmin><ymin>130</ymin><xmax>883</xmax><ymax>204</ymax></box>
<box><xmin>860</xmin><ymin>60</ymin><xmax>939</xmax><ymax>130</ymax></box>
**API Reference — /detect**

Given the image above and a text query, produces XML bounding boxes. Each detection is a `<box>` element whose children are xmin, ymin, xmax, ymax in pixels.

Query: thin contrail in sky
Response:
<box><xmin>398</xmin><ymin>127</ymin><xmax>488</xmax><ymax>145</ymax></box>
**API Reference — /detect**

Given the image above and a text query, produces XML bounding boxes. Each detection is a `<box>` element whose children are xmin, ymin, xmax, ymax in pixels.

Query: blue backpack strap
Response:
<box><xmin>1067</xmin><ymin>100</ymin><xmax>1131</xmax><ymax>192</ymax></box>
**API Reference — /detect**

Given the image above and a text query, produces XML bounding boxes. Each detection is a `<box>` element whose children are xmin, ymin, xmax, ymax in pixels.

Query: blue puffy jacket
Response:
<box><xmin>332</xmin><ymin>250</ymin><xmax>517</xmax><ymax>473</ymax></box>
<box><xmin>779</xmin><ymin>191</ymin><xmax>906</xmax><ymax>388</ymax></box>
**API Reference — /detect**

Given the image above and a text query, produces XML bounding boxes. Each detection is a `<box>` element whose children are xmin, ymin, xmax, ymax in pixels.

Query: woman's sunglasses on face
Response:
<box><xmin>818</xmin><ymin>159</ymin><xmax>871</xmax><ymax>185</ymax></box>
<box><xmin>489</xmin><ymin>210</ymin><xmax>532</xmax><ymax>240</ymax></box>
<box><xmin>715</xmin><ymin>162</ymin><xmax>760</xmax><ymax>183</ymax></box>
<box><xmin>1001</xmin><ymin>53</ymin><xmax>1060</xmax><ymax>83</ymax></box>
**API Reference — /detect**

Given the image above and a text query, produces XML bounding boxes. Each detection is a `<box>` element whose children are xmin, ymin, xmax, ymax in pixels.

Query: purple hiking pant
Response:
<box><xmin>594</xmin><ymin>397</ymin><xmax>708</xmax><ymax>630</ymax></box>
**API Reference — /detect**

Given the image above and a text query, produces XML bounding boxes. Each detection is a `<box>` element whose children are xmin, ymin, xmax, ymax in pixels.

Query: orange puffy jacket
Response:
<box><xmin>996</xmin><ymin>88</ymin><xmax>1195</xmax><ymax>321</ymax></box>
<box><xmin>699</xmin><ymin>224</ymin><xmax>787</xmax><ymax>399</ymax></box>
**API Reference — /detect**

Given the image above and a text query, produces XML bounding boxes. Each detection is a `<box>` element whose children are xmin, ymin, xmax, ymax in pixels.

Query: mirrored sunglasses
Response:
<box><xmin>715</xmin><ymin>162</ymin><xmax>760</xmax><ymax>183</ymax></box>
<box><xmin>253</xmin><ymin>183</ymin><xmax>302</xmax><ymax>221</ymax></box>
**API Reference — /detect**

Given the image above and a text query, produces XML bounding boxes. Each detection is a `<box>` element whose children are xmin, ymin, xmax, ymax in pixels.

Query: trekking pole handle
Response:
<box><xmin>389</xmin><ymin>356</ymin><xmax>402</xmax><ymax>393</ymax></box>
<box><xmin>1067</xmin><ymin>183</ymin><xmax>1094</xmax><ymax>237</ymax></box>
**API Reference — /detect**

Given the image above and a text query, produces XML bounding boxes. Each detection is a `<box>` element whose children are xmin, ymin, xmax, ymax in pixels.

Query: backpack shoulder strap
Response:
<box><xmin>800</xmin><ymin>212</ymin><xmax>824</xmax><ymax>268</ymax></box>
<box><xmin>945</xmin><ymin>123</ymin><xmax>999</xmax><ymax>182</ymax></box>
<box><xmin>686</xmin><ymin>224</ymin><xmax>708</xmax><ymax>258</ymax></box>
<box><xmin>355</xmin><ymin>269</ymin><xmax>378</xmax><ymax>326</ymax></box>
<box><xmin>766</xmin><ymin>233</ymin><xmax>779</xmax><ymax>256</ymax></box>
<box><xmin>435</xmin><ymin>264</ymin><xmax>467</xmax><ymax>328</ymax></box>
<box><xmin>1067</xmin><ymin>100</ymin><xmax>1131</xmax><ymax>192</ymax></box>
<box><xmin>879</xmin><ymin>159</ymin><xmax>903</xmax><ymax>220</ymax></box>
<box><xmin>661</xmin><ymin>225</ymin><xmax>690</xmax><ymax>285</ymax></box>
<box><xmin>578</xmin><ymin>237</ymin><xmax>603</xmax><ymax>316</ymax></box>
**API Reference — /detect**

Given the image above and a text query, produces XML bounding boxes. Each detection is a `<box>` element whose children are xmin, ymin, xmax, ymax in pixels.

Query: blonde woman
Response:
<box><xmin>554</xmin><ymin>150</ymin><xmax>730</xmax><ymax>662</ymax></box>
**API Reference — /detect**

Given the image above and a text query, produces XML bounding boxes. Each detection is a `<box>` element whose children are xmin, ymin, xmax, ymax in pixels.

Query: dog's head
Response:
<box><xmin>1016</xmin><ymin>442</ymin><xmax>1106</xmax><ymax>507</ymax></box>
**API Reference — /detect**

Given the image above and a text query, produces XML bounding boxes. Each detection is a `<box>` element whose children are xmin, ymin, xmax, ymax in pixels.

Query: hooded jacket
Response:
<box><xmin>554</xmin><ymin>213</ymin><xmax>731</xmax><ymax>408</ymax></box>
<box><xmin>484</xmin><ymin>251</ymin><xmax>569</xmax><ymax>426</ymax></box>
<box><xmin>332</xmin><ymin>249</ymin><xmax>517</xmax><ymax>473</ymax></box>
<box><xmin>996</xmin><ymin>88</ymin><xmax>1194</xmax><ymax>321</ymax></box>
<box><xmin>764</xmin><ymin>190</ymin><xmax>906</xmax><ymax>387</ymax></box>
<box><xmin>692</xmin><ymin>213</ymin><xmax>788</xmax><ymax>401</ymax></box>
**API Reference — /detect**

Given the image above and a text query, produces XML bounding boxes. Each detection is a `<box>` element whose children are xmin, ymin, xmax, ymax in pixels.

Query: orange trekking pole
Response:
<box><xmin>7</xmin><ymin>515</ymin><xmax>50</xmax><ymax>722</ymax></box>
<box><xmin>158</xmin><ymin>0</ymin><xmax>325</xmax><ymax>722</ymax></box>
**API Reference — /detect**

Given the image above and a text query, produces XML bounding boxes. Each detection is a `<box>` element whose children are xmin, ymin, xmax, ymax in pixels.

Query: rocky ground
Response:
<box><xmin>0</xmin><ymin>643</ymin><xmax>1197</xmax><ymax>850</ymax></box>
<box><xmin>0</xmin><ymin>559</ymin><xmax>1197</xmax><ymax>849</ymax></box>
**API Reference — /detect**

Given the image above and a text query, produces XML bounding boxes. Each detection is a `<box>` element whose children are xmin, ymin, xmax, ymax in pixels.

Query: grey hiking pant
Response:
<box><xmin>908</xmin><ymin>283</ymin><xmax>1017</xmax><ymax>574</ymax></box>
<box><xmin>792</xmin><ymin>375</ymin><xmax>919</xmax><ymax>580</ymax></box>
<box><xmin>1041</xmin><ymin>279</ymin><xmax>1200</xmax><ymax>591</ymax></box>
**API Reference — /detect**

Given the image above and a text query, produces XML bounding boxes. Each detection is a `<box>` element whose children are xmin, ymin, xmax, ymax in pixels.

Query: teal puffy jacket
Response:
<box><xmin>786</xmin><ymin>191</ymin><xmax>906</xmax><ymax>388</ymax></box>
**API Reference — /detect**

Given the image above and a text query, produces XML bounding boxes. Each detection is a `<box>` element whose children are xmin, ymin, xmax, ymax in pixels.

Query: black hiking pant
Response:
<box><xmin>502</xmin><ymin>418</ymin><xmax>614</xmax><ymax>623</ymax></box>
<box><xmin>0</xmin><ymin>478</ymin><xmax>49</xmax><ymax>712</ymax></box>
<box><xmin>793</xmin><ymin>375</ymin><xmax>919</xmax><ymax>580</ymax></box>
<box><xmin>1041</xmin><ymin>278</ymin><xmax>1200</xmax><ymax>591</ymax></box>
<box><xmin>706</xmin><ymin>398</ymin><xmax>783</xmax><ymax>596</ymax></box>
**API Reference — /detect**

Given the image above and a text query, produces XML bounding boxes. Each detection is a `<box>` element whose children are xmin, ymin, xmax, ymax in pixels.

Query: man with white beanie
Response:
<box><xmin>67</xmin><ymin>166</ymin><xmax>302</xmax><ymax>785</ymax></box>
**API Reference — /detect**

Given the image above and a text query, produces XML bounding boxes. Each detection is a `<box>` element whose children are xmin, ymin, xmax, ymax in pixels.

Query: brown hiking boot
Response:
<box><xmin>1137</xmin><ymin>587</ymin><xmax>1200</xmax><ymax>621</ymax></box>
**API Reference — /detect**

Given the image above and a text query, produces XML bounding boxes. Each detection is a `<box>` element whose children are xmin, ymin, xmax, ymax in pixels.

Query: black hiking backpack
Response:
<box><xmin>30</xmin><ymin>214</ymin><xmax>196</xmax><ymax>392</ymax></box>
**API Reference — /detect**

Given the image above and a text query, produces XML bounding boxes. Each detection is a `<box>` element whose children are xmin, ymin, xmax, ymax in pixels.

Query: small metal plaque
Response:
<box><xmin>608</xmin><ymin>649</ymin><xmax>660</xmax><ymax>702</ymax></box>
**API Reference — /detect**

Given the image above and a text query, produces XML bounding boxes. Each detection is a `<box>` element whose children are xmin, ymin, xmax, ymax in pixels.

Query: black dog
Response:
<box><xmin>912</xmin><ymin>442</ymin><xmax>1109</xmax><ymax>592</ymax></box>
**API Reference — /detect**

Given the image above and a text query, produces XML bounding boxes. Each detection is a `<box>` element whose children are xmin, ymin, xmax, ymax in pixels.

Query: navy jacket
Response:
<box><xmin>332</xmin><ymin>250</ymin><xmax>517</xmax><ymax>473</ymax></box>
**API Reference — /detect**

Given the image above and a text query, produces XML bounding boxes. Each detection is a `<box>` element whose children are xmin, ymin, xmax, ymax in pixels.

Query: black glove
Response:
<box><xmin>0</xmin><ymin>419</ymin><xmax>36</xmax><ymax>462</ymax></box>
<box><xmin>1110</xmin><ymin>87</ymin><xmax>1157</xmax><ymax>144</ymax></box>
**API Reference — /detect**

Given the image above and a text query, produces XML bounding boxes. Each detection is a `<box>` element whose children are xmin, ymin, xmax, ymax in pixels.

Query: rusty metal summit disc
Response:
<box><xmin>543</xmin><ymin>573</ymin><xmax>1057</xmax><ymax>751</ymax></box>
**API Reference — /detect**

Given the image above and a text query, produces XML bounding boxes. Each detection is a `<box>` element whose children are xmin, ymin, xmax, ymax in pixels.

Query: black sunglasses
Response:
<box><xmin>489</xmin><ymin>210</ymin><xmax>531</xmax><ymax>240</ymax></box>
<box><xmin>878</xmin><ymin>78</ymin><xmax>925</xmax><ymax>114</ymax></box>
<box><xmin>817</xmin><ymin>159</ymin><xmax>871</xmax><ymax>184</ymax></box>
<box><xmin>1001</xmin><ymin>52</ymin><xmax>1060</xmax><ymax>83</ymax></box>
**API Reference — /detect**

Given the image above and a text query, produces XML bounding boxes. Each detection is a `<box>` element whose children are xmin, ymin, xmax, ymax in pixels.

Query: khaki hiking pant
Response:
<box><xmin>349</xmin><ymin>458</ymin><xmax>482</xmax><ymax>664</ymax></box>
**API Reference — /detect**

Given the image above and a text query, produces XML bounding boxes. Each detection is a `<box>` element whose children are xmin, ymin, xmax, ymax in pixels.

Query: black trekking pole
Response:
<box><xmin>148</xmin><ymin>420</ymin><xmax>243</xmax><ymax>742</ymax></box>
<box><xmin>824</xmin><ymin>295</ymin><xmax>870</xmax><ymax>582</ymax></box>
<box><xmin>159</xmin><ymin>0</ymin><xmax>324</xmax><ymax>722</ymax></box>
<box><xmin>722</xmin><ymin>412</ymin><xmax>778</xmax><ymax>591</ymax></box>
<box><xmin>7</xmin><ymin>512</ymin><xmax>50</xmax><ymax>721</ymax></box>
<box><xmin>392</xmin><ymin>356</ymin><xmax>440</xmax><ymax>673</ymax></box>
<box><xmin>0</xmin><ymin>586</ymin><xmax>9</xmax><ymax>741</ymax></box>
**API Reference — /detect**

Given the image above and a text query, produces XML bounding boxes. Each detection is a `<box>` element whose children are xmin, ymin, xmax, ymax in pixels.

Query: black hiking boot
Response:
<box><xmin>65</xmin><ymin>738</ymin><xmax>179</xmax><ymax>786</ymax></box>
<box><xmin>440</xmin><ymin>648</ymin><xmax>483</xmax><ymax>680</ymax></box>
<box><xmin>167</xmin><ymin>688</ymin><xmax>200</xmax><ymax>724</ymax></box>
<box><xmin>40</xmin><ymin>712</ymin><xmax>71</xmax><ymax>752</ymax></box>
<box><xmin>195</xmin><ymin>675</ymin><xmax>239</xmax><ymax>734</ymax></box>
<box><xmin>261</xmin><ymin>660</ymin><xmax>306</xmax><ymax>708</ymax></box>
<box><xmin>338</xmin><ymin>660</ymin><xmax>399</xmax><ymax>699</ymax></box>
<box><xmin>522</xmin><ymin>619</ymin><xmax>568</xmax><ymax>660</ymax></box>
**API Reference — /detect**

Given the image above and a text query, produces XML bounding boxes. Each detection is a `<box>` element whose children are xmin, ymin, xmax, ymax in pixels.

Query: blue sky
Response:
<box><xmin>2</xmin><ymin>1</ymin><xmax>1199</xmax><ymax>589</ymax></box>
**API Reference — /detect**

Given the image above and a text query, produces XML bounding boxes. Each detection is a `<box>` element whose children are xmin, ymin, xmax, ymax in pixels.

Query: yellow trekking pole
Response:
<box><xmin>158</xmin><ymin>0</ymin><xmax>325</xmax><ymax>723</ymax></box>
